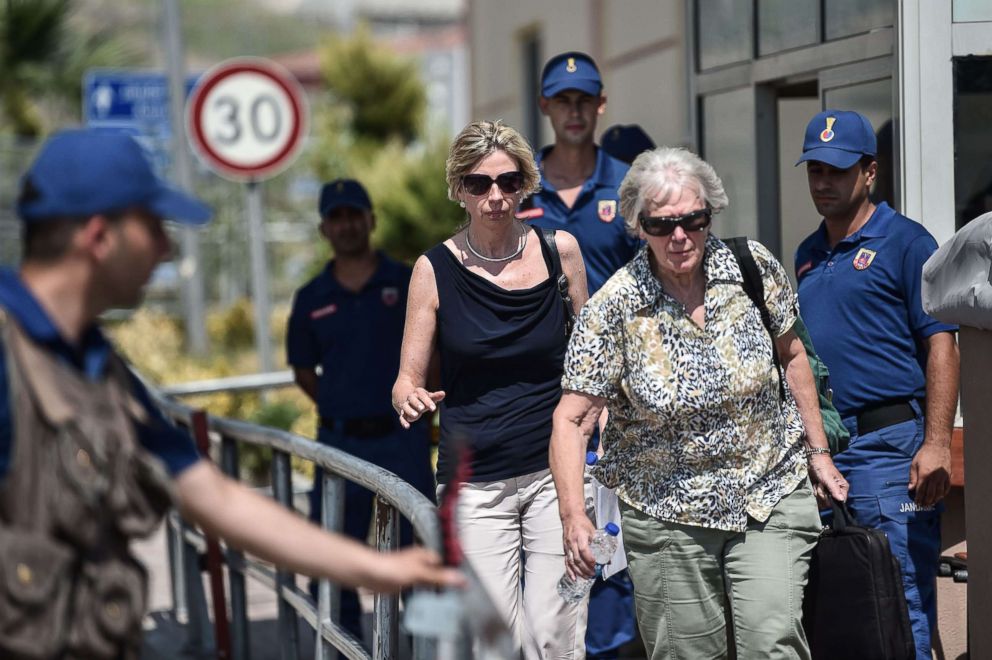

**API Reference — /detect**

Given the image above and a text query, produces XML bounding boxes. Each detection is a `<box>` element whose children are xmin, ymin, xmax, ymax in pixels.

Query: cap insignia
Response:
<box><xmin>566</xmin><ymin>57</ymin><xmax>577</xmax><ymax>73</ymax></box>
<box><xmin>336</xmin><ymin>182</ymin><xmax>345</xmax><ymax>192</ymax></box>
<box><xmin>820</xmin><ymin>117</ymin><xmax>836</xmax><ymax>143</ymax></box>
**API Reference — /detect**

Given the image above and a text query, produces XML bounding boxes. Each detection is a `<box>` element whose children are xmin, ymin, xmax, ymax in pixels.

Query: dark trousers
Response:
<box><xmin>308</xmin><ymin>421</ymin><xmax>435</xmax><ymax>639</ymax></box>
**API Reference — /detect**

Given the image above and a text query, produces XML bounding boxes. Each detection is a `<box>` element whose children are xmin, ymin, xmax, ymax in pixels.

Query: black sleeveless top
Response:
<box><xmin>426</xmin><ymin>227</ymin><xmax>567</xmax><ymax>483</ymax></box>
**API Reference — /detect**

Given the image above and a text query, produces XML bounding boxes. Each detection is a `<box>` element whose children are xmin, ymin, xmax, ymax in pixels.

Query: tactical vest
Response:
<box><xmin>0</xmin><ymin>310</ymin><xmax>174</xmax><ymax>659</ymax></box>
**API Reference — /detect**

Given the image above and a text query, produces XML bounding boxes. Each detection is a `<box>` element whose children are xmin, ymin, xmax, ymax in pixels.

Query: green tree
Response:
<box><xmin>319</xmin><ymin>24</ymin><xmax>426</xmax><ymax>149</ymax></box>
<box><xmin>360</xmin><ymin>138</ymin><xmax>465</xmax><ymax>263</ymax></box>
<box><xmin>0</xmin><ymin>0</ymin><xmax>139</xmax><ymax>137</ymax></box>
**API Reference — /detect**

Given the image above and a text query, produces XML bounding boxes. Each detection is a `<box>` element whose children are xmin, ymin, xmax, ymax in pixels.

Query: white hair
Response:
<box><xmin>618</xmin><ymin>147</ymin><xmax>729</xmax><ymax>236</ymax></box>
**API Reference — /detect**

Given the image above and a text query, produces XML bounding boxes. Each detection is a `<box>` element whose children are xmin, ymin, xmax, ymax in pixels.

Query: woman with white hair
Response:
<box><xmin>549</xmin><ymin>147</ymin><xmax>848</xmax><ymax>659</ymax></box>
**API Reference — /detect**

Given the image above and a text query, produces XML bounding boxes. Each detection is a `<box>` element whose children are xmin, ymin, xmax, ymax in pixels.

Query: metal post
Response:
<box><xmin>317</xmin><ymin>472</ymin><xmax>346</xmax><ymax>660</ymax></box>
<box><xmin>167</xmin><ymin>512</ymin><xmax>188</xmax><ymax>623</ymax></box>
<box><xmin>182</xmin><ymin>530</ymin><xmax>215</xmax><ymax>656</ymax></box>
<box><xmin>372</xmin><ymin>500</ymin><xmax>400</xmax><ymax>660</ymax></box>
<box><xmin>246</xmin><ymin>181</ymin><xmax>274</xmax><ymax>374</ymax></box>
<box><xmin>272</xmin><ymin>450</ymin><xmax>300</xmax><ymax>660</ymax></box>
<box><xmin>221</xmin><ymin>436</ymin><xmax>250</xmax><ymax>660</ymax></box>
<box><xmin>162</xmin><ymin>0</ymin><xmax>208</xmax><ymax>355</ymax></box>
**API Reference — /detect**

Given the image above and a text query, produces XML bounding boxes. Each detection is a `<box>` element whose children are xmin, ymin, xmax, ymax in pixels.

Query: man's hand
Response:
<box><xmin>562</xmin><ymin>513</ymin><xmax>597</xmax><ymax>580</ymax></box>
<box><xmin>396</xmin><ymin>388</ymin><xmax>445</xmax><ymax>428</ymax></box>
<box><xmin>909</xmin><ymin>442</ymin><xmax>951</xmax><ymax>507</ymax></box>
<box><xmin>365</xmin><ymin>547</ymin><xmax>465</xmax><ymax>593</ymax></box>
<box><xmin>808</xmin><ymin>454</ymin><xmax>849</xmax><ymax>509</ymax></box>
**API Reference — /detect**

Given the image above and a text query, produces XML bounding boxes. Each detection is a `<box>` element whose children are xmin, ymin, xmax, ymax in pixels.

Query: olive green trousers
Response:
<box><xmin>621</xmin><ymin>479</ymin><xmax>821</xmax><ymax>659</ymax></box>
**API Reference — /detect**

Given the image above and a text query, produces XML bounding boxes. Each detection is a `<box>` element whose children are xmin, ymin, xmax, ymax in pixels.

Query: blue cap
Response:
<box><xmin>601</xmin><ymin>124</ymin><xmax>656</xmax><ymax>165</ymax></box>
<box><xmin>796</xmin><ymin>109</ymin><xmax>877</xmax><ymax>169</ymax></box>
<box><xmin>319</xmin><ymin>178</ymin><xmax>372</xmax><ymax>217</ymax></box>
<box><xmin>541</xmin><ymin>51</ymin><xmax>603</xmax><ymax>98</ymax></box>
<box><xmin>17</xmin><ymin>129</ymin><xmax>211</xmax><ymax>225</ymax></box>
<box><xmin>604</xmin><ymin>523</ymin><xmax>620</xmax><ymax>536</ymax></box>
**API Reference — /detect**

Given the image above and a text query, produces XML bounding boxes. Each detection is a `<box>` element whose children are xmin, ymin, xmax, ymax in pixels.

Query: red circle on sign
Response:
<box><xmin>186</xmin><ymin>57</ymin><xmax>308</xmax><ymax>182</ymax></box>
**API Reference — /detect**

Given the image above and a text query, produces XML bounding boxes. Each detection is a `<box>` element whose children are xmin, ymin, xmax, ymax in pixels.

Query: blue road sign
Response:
<box><xmin>83</xmin><ymin>69</ymin><xmax>199</xmax><ymax>175</ymax></box>
<box><xmin>83</xmin><ymin>69</ymin><xmax>199</xmax><ymax>137</ymax></box>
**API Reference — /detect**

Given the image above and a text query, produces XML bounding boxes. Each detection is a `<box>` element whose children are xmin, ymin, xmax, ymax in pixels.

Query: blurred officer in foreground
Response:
<box><xmin>0</xmin><ymin>130</ymin><xmax>459</xmax><ymax>659</ymax></box>
<box><xmin>794</xmin><ymin>110</ymin><xmax>959</xmax><ymax>660</ymax></box>
<box><xmin>526</xmin><ymin>52</ymin><xmax>641</xmax><ymax>660</ymax></box>
<box><xmin>286</xmin><ymin>178</ymin><xmax>435</xmax><ymax>642</ymax></box>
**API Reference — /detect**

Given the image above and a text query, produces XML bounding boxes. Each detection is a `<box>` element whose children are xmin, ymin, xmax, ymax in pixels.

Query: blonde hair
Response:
<box><xmin>445</xmin><ymin>120</ymin><xmax>541</xmax><ymax>201</ymax></box>
<box><xmin>618</xmin><ymin>147</ymin><xmax>729</xmax><ymax>236</ymax></box>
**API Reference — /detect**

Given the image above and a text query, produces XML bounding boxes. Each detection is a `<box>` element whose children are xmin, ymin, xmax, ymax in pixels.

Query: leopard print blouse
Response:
<box><xmin>562</xmin><ymin>236</ymin><xmax>809</xmax><ymax>532</ymax></box>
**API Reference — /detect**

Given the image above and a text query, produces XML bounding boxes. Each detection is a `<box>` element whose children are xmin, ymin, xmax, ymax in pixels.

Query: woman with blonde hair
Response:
<box><xmin>393</xmin><ymin>120</ymin><xmax>589</xmax><ymax>658</ymax></box>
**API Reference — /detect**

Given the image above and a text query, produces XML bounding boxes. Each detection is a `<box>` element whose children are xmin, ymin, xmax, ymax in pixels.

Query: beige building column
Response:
<box><xmin>958</xmin><ymin>326</ymin><xmax>992</xmax><ymax>659</ymax></box>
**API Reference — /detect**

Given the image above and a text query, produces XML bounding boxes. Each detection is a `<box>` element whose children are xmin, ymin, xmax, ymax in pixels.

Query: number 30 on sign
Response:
<box><xmin>186</xmin><ymin>57</ymin><xmax>309</xmax><ymax>182</ymax></box>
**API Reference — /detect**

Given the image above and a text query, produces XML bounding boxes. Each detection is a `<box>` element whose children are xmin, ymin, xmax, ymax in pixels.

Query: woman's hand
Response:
<box><xmin>808</xmin><ymin>453</ymin><xmax>849</xmax><ymax>508</ymax></box>
<box><xmin>395</xmin><ymin>388</ymin><xmax>445</xmax><ymax>428</ymax></box>
<box><xmin>562</xmin><ymin>513</ymin><xmax>598</xmax><ymax>580</ymax></box>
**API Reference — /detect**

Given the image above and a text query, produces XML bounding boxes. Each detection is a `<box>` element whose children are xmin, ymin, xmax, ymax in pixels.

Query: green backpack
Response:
<box><xmin>725</xmin><ymin>238</ymin><xmax>850</xmax><ymax>455</ymax></box>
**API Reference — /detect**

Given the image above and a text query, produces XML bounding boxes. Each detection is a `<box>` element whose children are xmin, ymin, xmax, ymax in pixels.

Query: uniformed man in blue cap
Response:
<box><xmin>286</xmin><ymin>178</ymin><xmax>436</xmax><ymax>642</ymax></box>
<box><xmin>524</xmin><ymin>51</ymin><xmax>640</xmax><ymax>660</ymax></box>
<box><xmin>794</xmin><ymin>110</ymin><xmax>959</xmax><ymax>660</ymax></box>
<box><xmin>523</xmin><ymin>51</ymin><xmax>640</xmax><ymax>297</ymax></box>
<box><xmin>0</xmin><ymin>130</ymin><xmax>460</xmax><ymax>659</ymax></box>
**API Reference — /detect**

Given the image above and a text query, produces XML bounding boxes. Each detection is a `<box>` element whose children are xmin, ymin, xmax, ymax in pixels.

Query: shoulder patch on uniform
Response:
<box><xmin>597</xmin><ymin>200</ymin><xmax>617</xmax><ymax>223</ymax></box>
<box><xmin>797</xmin><ymin>260</ymin><xmax>813</xmax><ymax>279</ymax></box>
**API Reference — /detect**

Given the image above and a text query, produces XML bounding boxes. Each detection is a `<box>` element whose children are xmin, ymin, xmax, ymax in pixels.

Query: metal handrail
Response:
<box><xmin>151</xmin><ymin>391</ymin><xmax>444</xmax><ymax>660</ymax></box>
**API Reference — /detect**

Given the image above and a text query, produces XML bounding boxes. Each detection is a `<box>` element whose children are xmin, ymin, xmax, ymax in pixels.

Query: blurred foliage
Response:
<box><xmin>110</xmin><ymin>304</ymin><xmax>318</xmax><ymax>485</ymax></box>
<box><xmin>361</xmin><ymin>139</ymin><xmax>466</xmax><ymax>263</ymax></box>
<box><xmin>310</xmin><ymin>26</ymin><xmax>463</xmax><ymax>263</ymax></box>
<box><xmin>206</xmin><ymin>298</ymin><xmax>255</xmax><ymax>351</ymax></box>
<box><xmin>0</xmin><ymin>0</ymin><xmax>142</xmax><ymax>137</ymax></box>
<box><xmin>319</xmin><ymin>24</ymin><xmax>425</xmax><ymax>150</ymax></box>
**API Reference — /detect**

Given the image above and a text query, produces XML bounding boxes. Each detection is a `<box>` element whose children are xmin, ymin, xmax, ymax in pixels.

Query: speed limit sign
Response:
<box><xmin>186</xmin><ymin>57</ymin><xmax>309</xmax><ymax>182</ymax></box>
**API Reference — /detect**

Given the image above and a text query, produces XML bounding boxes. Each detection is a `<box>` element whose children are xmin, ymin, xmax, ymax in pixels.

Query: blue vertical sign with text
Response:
<box><xmin>83</xmin><ymin>69</ymin><xmax>198</xmax><ymax>173</ymax></box>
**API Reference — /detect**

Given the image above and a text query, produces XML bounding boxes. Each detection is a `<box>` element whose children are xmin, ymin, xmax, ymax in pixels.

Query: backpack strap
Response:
<box><xmin>724</xmin><ymin>237</ymin><xmax>786</xmax><ymax>402</ymax></box>
<box><xmin>537</xmin><ymin>228</ymin><xmax>576</xmax><ymax>335</ymax></box>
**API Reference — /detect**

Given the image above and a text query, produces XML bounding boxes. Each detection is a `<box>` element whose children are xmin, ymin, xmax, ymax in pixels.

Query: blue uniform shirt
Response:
<box><xmin>0</xmin><ymin>268</ymin><xmax>201</xmax><ymax>482</ymax></box>
<box><xmin>286</xmin><ymin>253</ymin><xmax>411</xmax><ymax>421</ymax></box>
<box><xmin>795</xmin><ymin>202</ymin><xmax>957</xmax><ymax>417</ymax></box>
<box><xmin>528</xmin><ymin>146</ymin><xmax>640</xmax><ymax>295</ymax></box>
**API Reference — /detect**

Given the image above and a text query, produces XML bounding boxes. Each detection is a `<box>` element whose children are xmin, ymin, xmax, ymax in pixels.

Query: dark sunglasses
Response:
<box><xmin>639</xmin><ymin>208</ymin><xmax>712</xmax><ymax>237</ymax></box>
<box><xmin>462</xmin><ymin>171</ymin><xmax>525</xmax><ymax>196</ymax></box>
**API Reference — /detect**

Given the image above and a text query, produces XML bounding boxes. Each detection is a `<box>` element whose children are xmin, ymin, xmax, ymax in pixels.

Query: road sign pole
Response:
<box><xmin>163</xmin><ymin>0</ymin><xmax>208</xmax><ymax>355</ymax></box>
<box><xmin>246</xmin><ymin>181</ymin><xmax>274</xmax><ymax>375</ymax></box>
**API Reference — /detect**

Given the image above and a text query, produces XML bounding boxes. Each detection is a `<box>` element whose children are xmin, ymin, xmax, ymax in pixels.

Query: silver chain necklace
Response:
<box><xmin>465</xmin><ymin>224</ymin><xmax>528</xmax><ymax>263</ymax></box>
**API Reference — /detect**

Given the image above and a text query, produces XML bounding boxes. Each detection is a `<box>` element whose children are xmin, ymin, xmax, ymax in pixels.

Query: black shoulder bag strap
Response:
<box><xmin>538</xmin><ymin>228</ymin><xmax>576</xmax><ymax>336</ymax></box>
<box><xmin>724</xmin><ymin>236</ymin><xmax>786</xmax><ymax>402</ymax></box>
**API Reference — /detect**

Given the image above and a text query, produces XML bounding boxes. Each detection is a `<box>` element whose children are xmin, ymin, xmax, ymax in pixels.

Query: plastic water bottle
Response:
<box><xmin>583</xmin><ymin>451</ymin><xmax>598</xmax><ymax>519</ymax></box>
<box><xmin>556</xmin><ymin>523</ymin><xmax>621</xmax><ymax>603</ymax></box>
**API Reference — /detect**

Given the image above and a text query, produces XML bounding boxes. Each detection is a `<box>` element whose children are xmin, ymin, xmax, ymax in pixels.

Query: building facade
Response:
<box><xmin>468</xmin><ymin>1</ymin><xmax>992</xmax><ymax>657</ymax></box>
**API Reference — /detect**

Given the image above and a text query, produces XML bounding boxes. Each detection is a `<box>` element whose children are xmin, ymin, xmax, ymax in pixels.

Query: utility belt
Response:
<box><xmin>320</xmin><ymin>415</ymin><xmax>396</xmax><ymax>439</ymax></box>
<box><xmin>850</xmin><ymin>399</ymin><xmax>925</xmax><ymax>436</ymax></box>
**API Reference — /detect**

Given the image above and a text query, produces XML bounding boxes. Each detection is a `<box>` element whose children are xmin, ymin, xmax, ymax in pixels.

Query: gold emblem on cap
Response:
<box><xmin>336</xmin><ymin>182</ymin><xmax>344</xmax><ymax>192</ymax></box>
<box><xmin>820</xmin><ymin>117</ymin><xmax>836</xmax><ymax>143</ymax></box>
<box><xmin>566</xmin><ymin>57</ymin><xmax>577</xmax><ymax>73</ymax></box>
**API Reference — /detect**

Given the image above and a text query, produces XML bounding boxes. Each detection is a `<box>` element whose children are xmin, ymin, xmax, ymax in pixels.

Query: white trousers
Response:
<box><xmin>440</xmin><ymin>468</ymin><xmax>587</xmax><ymax>659</ymax></box>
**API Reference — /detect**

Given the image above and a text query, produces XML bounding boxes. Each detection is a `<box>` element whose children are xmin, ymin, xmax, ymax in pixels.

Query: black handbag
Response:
<box><xmin>803</xmin><ymin>499</ymin><xmax>915</xmax><ymax>660</ymax></box>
